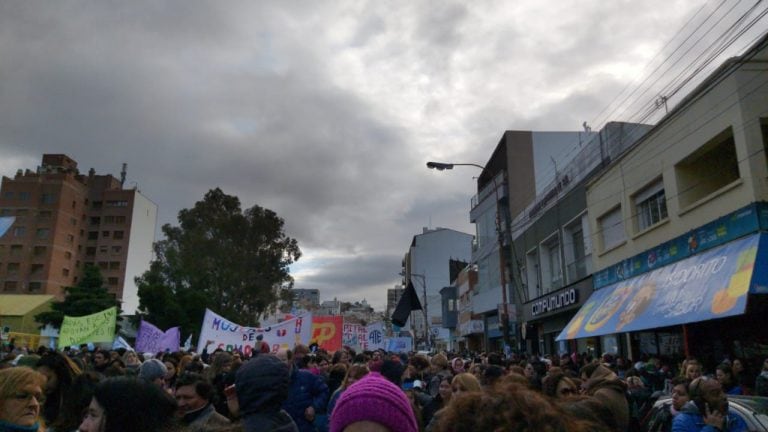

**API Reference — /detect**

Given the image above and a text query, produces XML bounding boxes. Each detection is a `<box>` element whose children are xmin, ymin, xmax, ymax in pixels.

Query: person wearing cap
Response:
<box><xmin>139</xmin><ymin>358</ymin><xmax>168</xmax><ymax>388</ymax></box>
<box><xmin>234</xmin><ymin>354</ymin><xmax>298</xmax><ymax>432</ymax></box>
<box><xmin>329</xmin><ymin>372</ymin><xmax>418</xmax><ymax>432</ymax></box>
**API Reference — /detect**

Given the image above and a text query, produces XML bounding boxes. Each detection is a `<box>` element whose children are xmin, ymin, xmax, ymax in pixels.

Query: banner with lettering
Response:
<box><xmin>311</xmin><ymin>316</ymin><xmax>342</xmax><ymax>352</ymax></box>
<box><xmin>196</xmin><ymin>309</ymin><xmax>312</xmax><ymax>357</ymax></box>
<box><xmin>386</xmin><ymin>336</ymin><xmax>413</xmax><ymax>353</ymax></box>
<box><xmin>342</xmin><ymin>323</ymin><xmax>369</xmax><ymax>351</ymax></box>
<box><xmin>135</xmin><ymin>320</ymin><xmax>180</xmax><ymax>354</ymax></box>
<box><xmin>365</xmin><ymin>321</ymin><xmax>387</xmax><ymax>351</ymax></box>
<box><xmin>58</xmin><ymin>307</ymin><xmax>117</xmax><ymax>347</ymax></box>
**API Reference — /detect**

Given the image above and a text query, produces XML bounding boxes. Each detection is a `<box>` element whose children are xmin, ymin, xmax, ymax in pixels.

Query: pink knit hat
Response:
<box><xmin>330</xmin><ymin>372</ymin><xmax>418</xmax><ymax>432</ymax></box>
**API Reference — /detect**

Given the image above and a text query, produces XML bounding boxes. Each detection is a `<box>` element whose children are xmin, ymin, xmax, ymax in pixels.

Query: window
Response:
<box><xmin>35</xmin><ymin>228</ymin><xmax>50</xmax><ymax>239</ymax></box>
<box><xmin>7</xmin><ymin>263</ymin><xmax>20</xmax><ymax>275</ymax></box>
<box><xmin>88</xmin><ymin>231</ymin><xmax>98</xmax><ymax>240</ymax></box>
<box><xmin>10</xmin><ymin>245</ymin><xmax>22</xmax><ymax>256</ymax></box>
<box><xmin>70</xmin><ymin>217</ymin><xmax>77</xmax><ymax>226</ymax></box>
<box><xmin>103</xmin><ymin>216</ymin><xmax>115</xmax><ymax>224</ymax></box>
<box><xmin>12</xmin><ymin>226</ymin><xmax>26</xmax><ymax>237</ymax></box>
<box><xmin>19</xmin><ymin>192</ymin><xmax>30</xmax><ymax>201</ymax></box>
<box><xmin>115</xmin><ymin>216</ymin><xmax>126</xmax><ymax>224</ymax></box>
<box><xmin>62</xmin><ymin>268</ymin><xmax>70</xmax><ymax>276</ymax></box>
<box><xmin>111</xmin><ymin>246</ymin><xmax>122</xmax><ymax>254</ymax></box>
<box><xmin>598</xmin><ymin>206</ymin><xmax>625</xmax><ymax>251</ymax></box>
<box><xmin>98</xmin><ymin>261</ymin><xmax>108</xmax><ymax>270</ymax></box>
<box><xmin>67</xmin><ymin>234</ymin><xmax>74</xmax><ymax>244</ymax></box>
<box><xmin>28</xmin><ymin>282</ymin><xmax>42</xmax><ymax>292</ymax></box>
<box><xmin>72</xmin><ymin>200</ymin><xmax>76</xmax><ymax>209</ymax></box>
<box><xmin>525</xmin><ymin>248</ymin><xmax>541</xmax><ymax>298</ymax></box>
<box><xmin>106</xmin><ymin>200</ymin><xmax>128</xmax><ymax>207</ymax></box>
<box><xmin>75</xmin><ymin>260</ymin><xmax>80</xmax><ymax>268</ymax></box>
<box><xmin>113</xmin><ymin>231</ymin><xmax>124</xmax><ymax>240</ymax></box>
<box><xmin>64</xmin><ymin>251</ymin><xmax>72</xmax><ymax>259</ymax></box>
<box><xmin>33</xmin><ymin>246</ymin><xmax>47</xmax><ymax>256</ymax></box>
<box><xmin>92</xmin><ymin>201</ymin><xmax>103</xmax><ymax>209</ymax></box>
<box><xmin>541</xmin><ymin>235</ymin><xmax>562</xmax><ymax>292</ymax></box>
<box><xmin>102</xmin><ymin>231</ymin><xmax>110</xmax><ymax>238</ymax></box>
<box><xmin>564</xmin><ymin>215</ymin><xmax>590</xmax><ymax>282</ymax></box>
<box><xmin>85</xmin><ymin>247</ymin><xmax>96</xmax><ymax>256</ymax></box>
<box><xmin>38</xmin><ymin>210</ymin><xmax>52</xmax><ymax>219</ymax></box>
<box><xmin>90</xmin><ymin>217</ymin><xmax>101</xmax><ymax>226</ymax></box>
<box><xmin>3</xmin><ymin>281</ymin><xmax>18</xmax><ymax>292</ymax></box>
<box><xmin>30</xmin><ymin>264</ymin><xmax>43</xmax><ymax>274</ymax></box>
<box><xmin>109</xmin><ymin>261</ymin><xmax>120</xmax><ymax>270</ymax></box>
<box><xmin>3</xmin><ymin>191</ymin><xmax>13</xmax><ymax>199</ymax></box>
<box><xmin>107</xmin><ymin>277</ymin><xmax>119</xmax><ymax>286</ymax></box>
<box><xmin>634</xmin><ymin>179</ymin><xmax>668</xmax><ymax>231</ymax></box>
<box><xmin>41</xmin><ymin>193</ymin><xmax>56</xmax><ymax>204</ymax></box>
<box><xmin>0</xmin><ymin>209</ymin><xmax>12</xmax><ymax>216</ymax></box>
<box><xmin>16</xmin><ymin>209</ymin><xmax>28</xmax><ymax>217</ymax></box>
<box><xmin>675</xmin><ymin>127</ymin><xmax>740</xmax><ymax>209</ymax></box>
<box><xmin>99</xmin><ymin>245</ymin><xmax>108</xmax><ymax>253</ymax></box>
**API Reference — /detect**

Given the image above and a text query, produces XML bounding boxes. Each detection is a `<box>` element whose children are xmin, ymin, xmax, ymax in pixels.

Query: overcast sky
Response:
<box><xmin>1</xmin><ymin>1</ymin><xmax>765</xmax><ymax>311</ymax></box>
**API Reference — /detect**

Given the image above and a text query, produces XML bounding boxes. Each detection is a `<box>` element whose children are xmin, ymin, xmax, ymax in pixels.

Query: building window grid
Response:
<box><xmin>637</xmin><ymin>190</ymin><xmax>668</xmax><ymax>231</ymax></box>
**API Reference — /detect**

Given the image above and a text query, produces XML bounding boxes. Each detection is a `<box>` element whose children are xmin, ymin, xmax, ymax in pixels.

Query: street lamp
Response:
<box><xmin>400</xmin><ymin>271</ymin><xmax>430</xmax><ymax>350</ymax></box>
<box><xmin>427</xmin><ymin>160</ymin><xmax>513</xmax><ymax>352</ymax></box>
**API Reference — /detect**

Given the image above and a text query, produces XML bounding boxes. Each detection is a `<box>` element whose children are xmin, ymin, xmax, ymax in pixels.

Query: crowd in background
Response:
<box><xmin>1</xmin><ymin>339</ymin><xmax>767</xmax><ymax>432</ymax></box>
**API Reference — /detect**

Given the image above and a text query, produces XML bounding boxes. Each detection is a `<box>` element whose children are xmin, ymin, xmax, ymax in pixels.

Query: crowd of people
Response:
<box><xmin>1</xmin><ymin>341</ymin><xmax>767</xmax><ymax>432</ymax></box>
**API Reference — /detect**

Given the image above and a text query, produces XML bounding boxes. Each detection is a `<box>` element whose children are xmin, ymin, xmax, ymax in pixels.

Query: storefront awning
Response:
<box><xmin>557</xmin><ymin>233</ymin><xmax>768</xmax><ymax>341</ymax></box>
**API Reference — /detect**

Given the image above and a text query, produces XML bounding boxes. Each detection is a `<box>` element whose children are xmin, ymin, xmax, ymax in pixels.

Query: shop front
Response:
<box><xmin>520</xmin><ymin>277</ymin><xmax>592</xmax><ymax>356</ymax></box>
<box><xmin>558</xmin><ymin>232</ymin><xmax>768</xmax><ymax>365</ymax></box>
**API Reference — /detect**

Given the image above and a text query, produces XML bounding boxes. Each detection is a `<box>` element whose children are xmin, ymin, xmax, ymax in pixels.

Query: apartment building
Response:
<box><xmin>0</xmin><ymin>154</ymin><xmax>157</xmax><ymax>313</ymax></box>
<box><xmin>560</xmin><ymin>34</ymin><xmax>768</xmax><ymax>362</ymax></box>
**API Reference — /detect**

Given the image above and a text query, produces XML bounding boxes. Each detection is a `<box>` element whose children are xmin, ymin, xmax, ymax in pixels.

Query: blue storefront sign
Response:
<box><xmin>594</xmin><ymin>203</ymin><xmax>767</xmax><ymax>289</ymax></box>
<box><xmin>558</xmin><ymin>233</ymin><xmax>768</xmax><ymax>341</ymax></box>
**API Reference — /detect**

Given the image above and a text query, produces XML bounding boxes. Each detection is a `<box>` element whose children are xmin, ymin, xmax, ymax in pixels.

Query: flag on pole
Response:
<box><xmin>391</xmin><ymin>281</ymin><xmax>422</xmax><ymax>327</ymax></box>
<box><xmin>183</xmin><ymin>334</ymin><xmax>192</xmax><ymax>351</ymax></box>
<box><xmin>112</xmin><ymin>336</ymin><xmax>133</xmax><ymax>351</ymax></box>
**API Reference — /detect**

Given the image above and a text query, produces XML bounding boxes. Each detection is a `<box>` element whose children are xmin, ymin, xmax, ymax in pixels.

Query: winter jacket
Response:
<box><xmin>183</xmin><ymin>403</ymin><xmax>231</xmax><ymax>432</ymax></box>
<box><xmin>671</xmin><ymin>401</ymin><xmax>747</xmax><ymax>432</ymax></box>
<box><xmin>236</xmin><ymin>355</ymin><xmax>299</xmax><ymax>432</ymax></box>
<box><xmin>282</xmin><ymin>367</ymin><xmax>329</xmax><ymax>432</ymax></box>
<box><xmin>583</xmin><ymin>364</ymin><xmax>630</xmax><ymax>432</ymax></box>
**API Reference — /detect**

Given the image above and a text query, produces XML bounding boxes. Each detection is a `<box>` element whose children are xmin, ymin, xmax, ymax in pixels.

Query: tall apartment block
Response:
<box><xmin>0</xmin><ymin>154</ymin><xmax>157</xmax><ymax>314</ymax></box>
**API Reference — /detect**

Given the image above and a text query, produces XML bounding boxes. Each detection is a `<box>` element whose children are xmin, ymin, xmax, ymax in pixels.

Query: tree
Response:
<box><xmin>136</xmin><ymin>188</ymin><xmax>301</xmax><ymax>336</ymax></box>
<box><xmin>35</xmin><ymin>265</ymin><xmax>122</xmax><ymax>329</ymax></box>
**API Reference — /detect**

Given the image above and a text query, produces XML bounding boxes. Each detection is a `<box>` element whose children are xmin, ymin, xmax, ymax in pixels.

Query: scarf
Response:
<box><xmin>0</xmin><ymin>421</ymin><xmax>40</xmax><ymax>432</ymax></box>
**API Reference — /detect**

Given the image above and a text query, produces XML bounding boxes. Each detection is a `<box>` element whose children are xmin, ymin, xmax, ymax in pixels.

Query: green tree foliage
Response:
<box><xmin>35</xmin><ymin>265</ymin><xmax>122</xmax><ymax>329</ymax></box>
<box><xmin>136</xmin><ymin>188</ymin><xmax>301</xmax><ymax>336</ymax></box>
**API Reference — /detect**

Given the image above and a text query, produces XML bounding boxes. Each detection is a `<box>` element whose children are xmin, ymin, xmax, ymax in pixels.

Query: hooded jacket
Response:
<box><xmin>583</xmin><ymin>364</ymin><xmax>630</xmax><ymax>431</ymax></box>
<box><xmin>671</xmin><ymin>400</ymin><xmax>747</xmax><ymax>432</ymax></box>
<box><xmin>236</xmin><ymin>355</ymin><xmax>299</xmax><ymax>432</ymax></box>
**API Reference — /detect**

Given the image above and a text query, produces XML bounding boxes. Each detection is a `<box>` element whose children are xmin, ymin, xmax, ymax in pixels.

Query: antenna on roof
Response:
<box><xmin>120</xmin><ymin>163</ymin><xmax>127</xmax><ymax>187</ymax></box>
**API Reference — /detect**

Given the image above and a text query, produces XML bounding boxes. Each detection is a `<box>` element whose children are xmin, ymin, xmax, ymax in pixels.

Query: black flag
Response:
<box><xmin>391</xmin><ymin>281</ymin><xmax>423</xmax><ymax>327</ymax></box>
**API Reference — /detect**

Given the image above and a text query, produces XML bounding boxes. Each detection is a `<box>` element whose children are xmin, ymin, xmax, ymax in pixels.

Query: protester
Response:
<box><xmin>715</xmin><ymin>363</ymin><xmax>743</xmax><ymax>395</ymax></box>
<box><xmin>277</xmin><ymin>349</ymin><xmax>329</xmax><ymax>432</ymax></box>
<box><xmin>327</xmin><ymin>363</ymin><xmax>369</xmax><ymax>416</ymax></box>
<box><xmin>34</xmin><ymin>351</ymin><xmax>83</xmax><ymax>431</ymax></box>
<box><xmin>756</xmin><ymin>357</ymin><xmax>768</xmax><ymax>396</ymax></box>
<box><xmin>422</xmin><ymin>375</ymin><xmax>452</xmax><ymax>430</ymax></box>
<box><xmin>175</xmin><ymin>372</ymin><xmax>231</xmax><ymax>431</ymax></box>
<box><xmin>234</xmin><ymin>354</ymin><xmax>298</xmax><ymax>432</ymax></box>
<box><xmin>580</xmin><ymin>363</ymin><xmax>629</xmax><ymax>431</ymax></box>
<box><xmin>121</xmin><ymin>350</ymin><xmax>142</xmax><ymax>373</ymax></box>
<box><xmin>0</xmin><ymin>367</ymin><xmax>46</xmax><ymax>432</ymax></box>
<box><xmin>644</xmin><ymin>376</ymin><xmax>690</xmax><ymax>432</ymax></box>
<box><xmin>672</xmin><ymin>376</ymin><xmax>747</xmax><ymax>432</ymax></box>
<box><xmin>78</xmin><ymin>376</ymin><xmax>179</xmax><ymax>432</ymax></box>
<box><xmin>329</xmin><ymin>372</ymin><xmax>418</xmax><ymax>432</ymax></box>
<box><xmin>139</xmin><ymin>358</ymin><xmax>169</xmax><ymax>388</ymax></box>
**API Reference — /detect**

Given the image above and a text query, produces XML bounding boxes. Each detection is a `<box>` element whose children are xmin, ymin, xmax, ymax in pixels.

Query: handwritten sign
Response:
<box><xmin>58</xmin><ymin>307</ymin><xmax>117</xmax><ymax>347</ymax></box>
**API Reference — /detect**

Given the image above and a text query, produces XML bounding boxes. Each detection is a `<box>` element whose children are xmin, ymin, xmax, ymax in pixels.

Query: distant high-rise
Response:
<box><xmin>0</xmin><ymin>154</ymin><xmax>157</xmax><ymax>313</ymax></box>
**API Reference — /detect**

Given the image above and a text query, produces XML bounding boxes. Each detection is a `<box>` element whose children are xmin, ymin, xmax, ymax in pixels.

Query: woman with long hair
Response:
<box><xmin>78</xmin><ymin>377</ymin><xmax>180</xmax><ymax>432</ymax></box>
<box><xmin>35</xmin><ymin>351</ymin><xmax>82</xmax><ymax>430</ymax></box>
<box><xmin>326</xmin><ymin>363</ymin><xmax>369</xmax><ymax>415</ymax></box>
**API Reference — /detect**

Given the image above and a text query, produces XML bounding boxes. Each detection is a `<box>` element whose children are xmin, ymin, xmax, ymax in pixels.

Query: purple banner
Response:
<box><xmin>135</xmin><ymin>320</ymin><xmax>180</xmax><ymax>354</ymax></box>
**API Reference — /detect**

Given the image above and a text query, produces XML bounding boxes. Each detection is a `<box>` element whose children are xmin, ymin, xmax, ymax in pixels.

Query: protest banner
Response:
<box><xmin>135</xmin><ymin>320</ymin><xmax>180</xmax><ymax>353</ymax></box>
<box><xmin>365</xmin><ymin>321</ymin><xmax>387</xmax><ymax>351</ymax></box>
<box><xmin>196</xmin><ymin>309</ymin><xmax>312</xmax><ymax>356</ymax></box>
<box><xmin>311</xmin><ymin>316</ymin><xmax>342</xmax><ymax>352</ymax></box>
<box><xmin>386</xmin><ymin>336</ymin><xmax>413</xmax><ymax>353</ymax></box>
<box><xmin>58</xmin><ymin>307</ymin><xmax>117</xmax><ymax>348</ymax></box>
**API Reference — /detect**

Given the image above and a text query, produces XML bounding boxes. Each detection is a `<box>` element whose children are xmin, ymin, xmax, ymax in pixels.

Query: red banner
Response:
<box><xmin>311</xmin><ymin>316</ymin><xmax>342</xmax><ymax>352</ymax></box>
